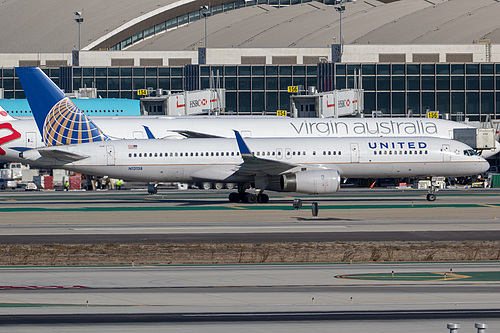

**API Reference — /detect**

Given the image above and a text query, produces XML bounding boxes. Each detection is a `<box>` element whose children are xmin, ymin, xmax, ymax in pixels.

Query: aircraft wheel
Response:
<box><xmin>201</xmin><ymin>182</ymin><xmax>212</xmax><ymax>190</ymax></box>
<box><xmin>426</xmin><ymin>193</ymin><xmax>436</xmax><ymax>201</ymax></box>
<box><xmin>229</xmin><ymin>192</ymin><xmax>240</xmax><ymax>203</ymax></box>
<box><xmin>147</xmin><ymin>184</ymin><xmax>157</xmax><ymax>195</ymax></box>
<box><xmin>244</xmin><ymin>193</ymin><xmax>257</xmax><ymax>204</ymax></box>
<box><xmin>257</xmin><ymin>193</ymin><xmax>269</xmax><ymax>203</ymax></box>
<box><xmin>214</xmin><ymin>183</ymin><xmax>224</xmax><ymax>190</ymax></box>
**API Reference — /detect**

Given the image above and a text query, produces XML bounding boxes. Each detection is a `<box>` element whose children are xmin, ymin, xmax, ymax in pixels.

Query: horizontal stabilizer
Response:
<box><xmin>172</xmin><ymin>130</ymin><xmax>223</xmax><ymax>139</ymax></box>
<box><xmin>38</xmin><ymin>149</ymin><xmax>89</xmax><ymax>163</ymax></box>
<box><xmin>9</xmin><ymin>147</ymin><xmax>32</xmax><ymax>152</ymax></box>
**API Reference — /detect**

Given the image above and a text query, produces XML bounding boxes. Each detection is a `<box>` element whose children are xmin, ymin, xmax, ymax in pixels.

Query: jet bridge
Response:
<box><xmin>290</xmin><ymin>88</ymin><xmax>364</xmax><ymax>118</ymax></box>
<box><xmin>453</xmin><ymin>128</ymin><xmax>496</xmax><ymax>152</ymax></box>
<box><xmin>140</xmin><ymin>88</ymin><xmax>225</xmax><ymax>116</ymax></box>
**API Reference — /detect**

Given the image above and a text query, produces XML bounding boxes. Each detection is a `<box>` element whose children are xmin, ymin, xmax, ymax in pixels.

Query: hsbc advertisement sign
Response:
<box><xmin>189</xmin><ymin>98</ymin><xmax>208</xmax><ymax>108</ymax></box>
<box><xmin>168</xmin><ymin>90</ymin><xmax>220</xmax><ymax>115</ymax></box>
<box><xmin>321</xmin><ymin>90</ymin><xmax>358</xmax><ymax>117</ymax></box>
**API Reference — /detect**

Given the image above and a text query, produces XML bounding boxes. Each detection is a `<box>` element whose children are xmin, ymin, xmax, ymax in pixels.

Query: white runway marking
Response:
<box><xmin>70</xmin><ymin>225</ymin><xmax>349</xmax><ymax>231</ymax></box>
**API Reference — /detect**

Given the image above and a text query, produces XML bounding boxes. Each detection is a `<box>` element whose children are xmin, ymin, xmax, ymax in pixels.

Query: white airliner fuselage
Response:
<box><xmin>21</xmin><ymin>136</ymin><xmax>489</xmax><ymax>189</ymax></box>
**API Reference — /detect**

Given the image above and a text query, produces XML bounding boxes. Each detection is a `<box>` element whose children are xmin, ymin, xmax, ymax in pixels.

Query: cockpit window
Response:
<box><xmin>463</xmin><ymin>149</ymin><xmax>478</xmax><ymax>156</ymax></box>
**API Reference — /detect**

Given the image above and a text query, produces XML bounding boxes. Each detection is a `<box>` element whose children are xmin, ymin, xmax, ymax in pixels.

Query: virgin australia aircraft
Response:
<box><xmin>2</xmin><ymin>67</ymin><xmax>498</xmax><ymax>166</ymax></box>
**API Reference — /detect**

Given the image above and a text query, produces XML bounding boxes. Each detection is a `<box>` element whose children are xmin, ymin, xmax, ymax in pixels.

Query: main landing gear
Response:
<box><xmin>228</xmin><ymin>184</ymin><xmax>269</xmax><ymax>204</ymax></box>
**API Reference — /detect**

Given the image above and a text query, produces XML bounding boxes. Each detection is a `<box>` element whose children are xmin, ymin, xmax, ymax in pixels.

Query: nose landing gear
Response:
<box><xmin>426</xmin><ymin>193</ymin><xmax>436</xmax><ymax>201</ymax></box>
<box><xmin>426</xmin><ymin>183</ymin><xmax>438</xmax><ymax>201</ymax></box>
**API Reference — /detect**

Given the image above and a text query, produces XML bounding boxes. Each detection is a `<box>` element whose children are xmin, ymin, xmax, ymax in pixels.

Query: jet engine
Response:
<box><xmin>280</xmin><ymin>169</ymin><xmax>341</xmax><ymax>194</ymax></box>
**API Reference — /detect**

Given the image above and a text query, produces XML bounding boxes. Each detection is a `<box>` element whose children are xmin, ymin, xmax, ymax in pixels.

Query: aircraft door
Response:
<box><xmin>350</xmin><ymin>143</ymin><xmax>359</xmax><ymax>163</ymax></box>
<box><xmin>442</xmin><ymin>144</ymin><xmax>451</xmax><ymax>162</ymax></box>
<box><xmin>26</xmin><ymin>132</ymin><xmax>36</xmax><ymax>148</ymax></box>
<box><xmin>106</xmin><ymin>145</ymin><xmax>115</xmax><ymax>166</ymax></box>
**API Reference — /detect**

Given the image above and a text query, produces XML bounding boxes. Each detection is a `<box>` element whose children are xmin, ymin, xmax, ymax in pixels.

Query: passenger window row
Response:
<box><xmin>128</xmin><ymin>151</ymin><xmax>241</xmax><ymax>158</ymax></box>
<box><xmin>87</xmin><ymin>110</ymin><xmax>125</xmax><ymax>113</ymax></box>
<box><xmin>6</xmin><ymin>109</ymin><xmax>125</xmax><ymax>114</ymax></box>
<box><xmin>322</xmin><ymin>151</ymin><xmax>342</xmax><ymax>156</ymax></box>
<box><xmin>255</xmin><ymin>151</ymin><xmax>307</xmax><ymax>156</ymax></box>
<box><xmin>127</xmin><ymin>150</ymin><xmax>349</xmax><ymax>159</ymax></box>
<box><xmin>255</xmin><ymin>150</ymin><xmax>343</xmax><ymax>157</ymax></box>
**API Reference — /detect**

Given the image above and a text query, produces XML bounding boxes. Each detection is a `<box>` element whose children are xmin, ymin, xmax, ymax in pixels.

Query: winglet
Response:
<box><xmin>143</xmin><ymin>125</ymin><xmax>156</xmax><ymax>139</ymax></box>
<box><xmin>15</xmin><ymin>67</ymin><xmax>108</xmax><ymax>146</ymax></box>
<box><xmin>233</xmin><ymin>130</ymin><xmax>252</xmax><ymax>157</ymax></box>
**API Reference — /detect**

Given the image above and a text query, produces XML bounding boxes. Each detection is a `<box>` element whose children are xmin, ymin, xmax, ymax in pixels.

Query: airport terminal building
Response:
<box><xmin>1</xmin><ymin>0</ymin><xmax>500</xmax><ymax>121</ymax></box>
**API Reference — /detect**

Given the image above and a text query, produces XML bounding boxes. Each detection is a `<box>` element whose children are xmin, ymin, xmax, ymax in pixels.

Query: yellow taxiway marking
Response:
<box><xmin>432</xmin><ymin>272</ymin><xmax>471</xmax><ymax>281</ymax></box>
<box><xmin>229</xmin><ymin>206</ymin><xmax>247</xmax><ymax>210</ymax></box>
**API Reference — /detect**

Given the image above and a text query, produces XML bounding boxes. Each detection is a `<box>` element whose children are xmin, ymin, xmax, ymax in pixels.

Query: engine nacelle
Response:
<box><xmin>280</xmin><ymin>169</ymin><xmax>341</xmax><ymax>194</ymax></box>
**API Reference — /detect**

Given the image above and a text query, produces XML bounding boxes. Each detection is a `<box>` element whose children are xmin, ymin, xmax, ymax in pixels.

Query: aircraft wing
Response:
<box><xmin>172</xmin><ymin>130</ymin><xmax>224</xmax><ymax>139</ymax></box>
<box><xmin>233</xmin><ymin>130</ymin><xmax>297</xmax><ymax>176</ymax></box>
<box><xmin>38</xmin><ymin>149</ymin><xmax>89</xmax><ymax>163</ymax></box>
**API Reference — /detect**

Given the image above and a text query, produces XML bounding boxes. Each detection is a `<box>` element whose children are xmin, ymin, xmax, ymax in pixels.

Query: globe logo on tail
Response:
<box><xmin>43</xmin><ymin>98</ymin><xmax>108</xmax><ymax>146</ymax></box>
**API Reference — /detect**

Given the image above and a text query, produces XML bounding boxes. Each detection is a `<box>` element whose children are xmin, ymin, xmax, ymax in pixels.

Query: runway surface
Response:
<box><xmin>1</xmin><ymin>188</ymin><xmax>500</xmax><ymax>331</ymax></box>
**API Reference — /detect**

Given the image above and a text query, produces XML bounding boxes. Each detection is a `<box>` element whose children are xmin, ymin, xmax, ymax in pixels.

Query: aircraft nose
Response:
<box><xmin>479</xmin><ymin>159</ymin><xmax>490</xmax><ymax>174</ymax></box>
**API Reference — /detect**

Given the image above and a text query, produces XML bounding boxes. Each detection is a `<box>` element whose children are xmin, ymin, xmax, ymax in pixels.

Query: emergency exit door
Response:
<box><xmin>26</xmin><ymin>132</ymin><xmax>36</xmax><ymax>148</ymax></box>
<box><xmin>350</xmin><ymin>143</ymin><xmax>359</xmax><ymax>163</ymax></box>
<box><xmin>442</xmin><ymin>144</ymin><xmax>451</xmax><ymax>162</ymax></box>
<box><xmin>106</xmin><ymin>145</ymin><xmax>115</xmax><ymax>166</ymax></box>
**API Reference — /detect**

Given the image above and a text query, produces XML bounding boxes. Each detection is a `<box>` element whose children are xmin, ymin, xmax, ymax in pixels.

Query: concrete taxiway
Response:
<box><xmin>0</xmin><ymin>262</ymin><xmax>499</xmax><ymax>332</ymax></box>
<box><xmin>0</xmin><ymin>188</ymin><xmax>499</xmax><ymax>242</ymax></box>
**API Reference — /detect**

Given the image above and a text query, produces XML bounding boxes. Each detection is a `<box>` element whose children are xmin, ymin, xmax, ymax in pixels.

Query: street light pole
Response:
<box><xmin>335</xmin><ymin>1</ymin><xmax>345</xmax><ymax>58</ymax></box>
<box><xmin>201</xmin><ymin>5</ymin><xmax>210</xmax><ymax>48</ymax></box>
<box><xmin>74</xmin><ymin>11</ymin><xmax>84</xmax><ymax>51</ymax></box>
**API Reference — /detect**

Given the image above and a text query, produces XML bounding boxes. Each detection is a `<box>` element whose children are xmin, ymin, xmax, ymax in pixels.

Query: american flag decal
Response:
<box><xmin>128</xmin><ymin>144</ymin><xmax>138</xmax><ymax>149</ymax></box>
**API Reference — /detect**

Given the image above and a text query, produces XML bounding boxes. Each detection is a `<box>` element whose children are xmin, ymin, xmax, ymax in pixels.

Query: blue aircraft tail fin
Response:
<box><xmin>15</xmin><ymin>67</ymin><xmax>108</xmax><ymax>146</ymax></box>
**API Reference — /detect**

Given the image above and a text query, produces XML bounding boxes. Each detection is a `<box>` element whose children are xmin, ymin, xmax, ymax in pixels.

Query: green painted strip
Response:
<box><xmin>0</xmin><ymin>303</ymin><xmax>133</xmax><ymax>308</ymax></box>
<box><xmin>0</xmin><ymin>261</ymin><xmax>499</xmax><ymax>269</ymax></box>
<box><xmin>0</xmin><ymin>203</ymin><xmax>497</xmax><ymax>212</ymax></box>
<box><xmin>339</xmin><ymin>271</ymin><xmax>500</xmax><ymax>282</ymax></box>
<box><xmin>0</xmin><ymin>303</ymin><xmax>79</xmax><ymax>308</ymax></box>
